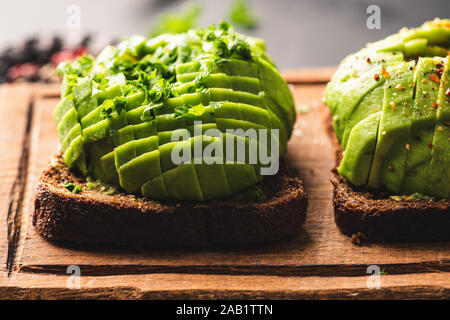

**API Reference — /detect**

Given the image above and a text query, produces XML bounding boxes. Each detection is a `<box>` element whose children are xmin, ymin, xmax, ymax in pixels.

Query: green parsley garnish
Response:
<box><xmin>390</xmin><ymin>193</ymin><xmax>434</xmax><ymax>201</ymax></box>
<box><xmin>63</xmin><ymin>182</ymin><xmax>83</xmax><ymax>194</ymax></box>
<box><xmin>174</xmin><ymin>103</ymin><xmax>211</xmax><ymax>119</ymax></box>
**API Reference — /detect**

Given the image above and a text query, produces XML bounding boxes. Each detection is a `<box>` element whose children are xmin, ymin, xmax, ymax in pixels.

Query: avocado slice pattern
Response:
<box><xmin>54</xmin><ymin>22</ymin><xmax>295</xmax><ymax>201</ymax></box>
<box><xmin>325</xmin><ymin>18</ymin><xmax>450</xmax><ymax>199</ymax></box>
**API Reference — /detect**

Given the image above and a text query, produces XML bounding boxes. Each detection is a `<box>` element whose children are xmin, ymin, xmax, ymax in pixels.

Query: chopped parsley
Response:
<box><xmin>174</xmin><ymin>103</ymin><xmax>210</xmax><ymax>119</ymax></box>
<box><xmin>100</xmin><ymin>97</ymin><xmax>127</xmax><ymax>119</ymax></box>
<box><xmin>390</xmin><ymin>193</ymin><xmax>434</xmax><ymax>201</ymax></box>
<box><xmin>63</xmin><ymin>182</ymin><xmax>83</xmax><ymax>194</ymax></box>
<box><xmin>59</xmin><ymin>22</ymin><xmax>260</xmax><ymax>135</ymax></box>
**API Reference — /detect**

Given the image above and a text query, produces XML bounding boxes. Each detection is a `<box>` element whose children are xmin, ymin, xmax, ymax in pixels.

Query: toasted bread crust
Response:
<box><xmin>322</xmin><ymin>106</ymin><xmax>450</xmax><ymax>242</ymax></box>
<box><xmin>33</xmin><ymin>156</ymin><xmax>308</xmax><ymax>248</ymax></box>
<box><xmin>332</xmin><ymin>172</ymin><xmax>450</xmax><ymax>242</ymax></box>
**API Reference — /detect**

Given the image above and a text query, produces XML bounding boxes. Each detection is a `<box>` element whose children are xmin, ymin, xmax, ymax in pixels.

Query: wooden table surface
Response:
<box><xmin>0</xmin><ymin>68</ymin><xmax>449</xmax><ymax>299</ymax></box>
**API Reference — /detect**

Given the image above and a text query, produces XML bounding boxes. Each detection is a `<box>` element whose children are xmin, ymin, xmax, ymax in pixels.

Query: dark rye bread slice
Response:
<box><xmin>33</xmin><ymin>155</ymin><xmax>307</xmax><ymax>248</ymax></box>
<box><xmin>321</xmin><ymin>106</ymin><xmax>450</xmax><ymax>242</ymax></box>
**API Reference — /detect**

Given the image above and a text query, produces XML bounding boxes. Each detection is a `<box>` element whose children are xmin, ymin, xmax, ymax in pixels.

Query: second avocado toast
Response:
<box><xmin>33</xmin><ymin>22</ymin><xmax>307</xmax><ymax>247</ymax></box>
<box><xmin>325</xmin><ymin>19</ymin><xmax>450</xmax><ymax>242</ymax></box>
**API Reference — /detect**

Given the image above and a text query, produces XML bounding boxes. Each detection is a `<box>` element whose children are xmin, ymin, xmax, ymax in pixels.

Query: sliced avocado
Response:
<box><xmin>425</xmin><ymin>56</ymin><xmax>450</xmax><ymax>198</ymax></box>
<box><xmin>209</xmin><ymin>88</ymin><xmax>265</xmax><ymax>107</ymax></box>
<box><xmin>403</xmin><ymin>22</ymin><xmax>450</xmax><ymax>44</ymax></box>
<box><xmin>76</xmin><ymin>96</ymin><xmax>98</xmax><ymax>119</ymax></box>
<box><xmin>186</xmin><ymin>123</ymin><xmax>218</xmax><ymax>136</ymax></box>
<box><xmin>267</xmin><ymin>109</ymin><xmax>287</xmax><ymax>154</ymax></box>
<box><xmin>215</xmin><ymin>102</ymin><xmax>271</xmax><ymax>128</ymax></box>
<box><xmin>54</xmin><ymin>96</ymin><xmax>75</xmax><ymax>125</ymax></box>
<box><xmin>114</xmin><ymin>140</ymin><xmax>136</xmax><ymax>170</ymax></box>
<box><xmin>195</xmin><ymin>161</ymin><xmax>231</xmax><ymax>200</ymax></box>
<box><xmin>175</xmin><ymin>61</ymin><xmax>201</xmax><ymax>74</ymax></box>
<box><xmin>54</xmin><ymin>24</ymin><xmax>296</xmax><ymax>201</ymax></box>
<box><xmin>56</xmin><ymin>108</ymin><xmax>79</xmax><ymax>141</ymax></box>
<box><xmin>426</xmin><ymin>123</ymin><xmax>449</xmax><ymax>198</ymax></box>
<box><xmin>368</xmin><ymin>60</ymin><xmax>416</xmax><ymax>192</ymax></box>
<box><xmin>332</xmin><ymin>64</ymin><xmax>383</xmax><ymax>142</ymax></box>
<box><xmin>157</xmin><ymin>128</ymin><xmax>190</xmax><ymax>146</ymax></box>
<box><xmin>325</xmin><ymin>50</ymin><xmax>402</xmax><ymax>114</ymax></box>
<box><xmin>336</xmin><ymin>52</ymin><xmax>404</xmax><ymax>144</ymax></box>
<box><xmin>163</xmin><ymin>163</ymin><xmax>204</xmax><ymax>201</ymax></box>
<box><xmin>338</xmin><ymin>112</ymin><xmax>381</xmax><ymax>186</ymax></box>
<box><xmin>63</xmin><ymin>135</ymin><xmax>86</xmax><ymax>173</ymax></box>
<box><xmin>90</xmin><ymin>151</ymin><xmax>119</xmax><ymax>186</ymax></box>
<box><xmin>125</xmin><ymin>91</ymin><xmax>146</xmax><ymax>111</ymax></box>
<box><xmin>177</xmin><ymin>91</ymin><xmax>211</xmax><ymax>108</ymax></box>
<box><xmin>155</xmin><ymin>114</ymin><xmax>186</xmax><ymax>131</ymax></box>
<box><xmin>73</xmin><ymin>76</ymin><xmax>92</xmax><ymax>103</ymax></box>
<box><xmin>224</xmin><ymin>162</ymin><xmax>259</xmax><ymax>195</ymax></box>
<box><xmin>82</xmin><ymin>120</ymin><xmax>109</xmax><ymax>143</ymax></box>
<box><xmin>111</xmin><ymin>125</ymin><xmax>135</xmax><ymax>147</ymax></box>
<box><xmin>221</xmin><ymin>132</ymin><xmax>261</xmax><ymax>171</ymax></box>
<box><xmin>256</xmin><ymin>57</ymin><xmax>296</xmax><ymax>135</ymax></box>
<box><xmin>176</xmin><ymin>59</ymin><xmax>259</xmax><ymax>80</ymax></box>
<box><xmin>87</xmin><ymin>136</ymin><xmax>114</xmax><ymax>163</ymax></box>
<box><xmin>135</xmin><ymin>136</ymin><xmax>159</xmax><ymax>156</ymax></box>
<box><xmin>114</xmin><ymin>135</ymin><xmax>159</xmax><ymax>170</ymax></box>
<box><xmin>126</xmin><ymin>105</ymin><xmax>147</xmax><ymax>124</ymax></box>
<box><xmin>158</xmin><ymin>140</ymin><xmax>188</xmax><ymax>172</ymax></box>
<box><xmin>205</xmin><ymin>74</ymin><xmax>261</xmax><ymax>94</ymax></box>
<box><xmin>95</xmin><ymin>82</ymin><xmax>123</xmax><ymax>103</ymax></box>
<box><xmin>179</xmin><ymin>105</ymin><xmax>216</xmax><ymax>127</ymax></box>
<box><xmin>403</xmin><ymin>38</ymin><xmax>429</xmax><ymax>57</ymax></box>
<box><xmin>61</xmin><ymin>124</ymin><xmax>82</xmax><ymax>153</ymax></box>
<box><xmin>118</xmin><ymin>150</ymin><xmax>161</xmax><ymax>193</ymax></box>
<box><xmin>401</xmin><ymin>57</ymin><xmax>445</xmax><ymax>195</ymax></box>
<box><xmin>238</xmin><ymin>104</ymin><xmax>271</xmax><ymax>127</ymax></box>
<box><xmin>80</xmin><ymin>104</ymin><xmax>104</xmax><ymax>129</ymax></box>
<box><xmin>341</xmin><ymin>85</ymin><xmax>384</xmax><ymax>149</ymax></box>
<box><xmin>216</xmin><ymin>118</ymin><xmax>265</xmax><ymax>131</ymax></box>
<box><xmin>133</xmin><ymin>121</ymin><xmax>157</xmax><ymax>139</ymax></box>
<box><xmin>177</xmin><ymin>74</ymin><xmax>261</xmax><ymax>95</ymax></box>
<box><xmin>215</xmin><ymin>59</ymin><xmax>259</xmax><ymax>78</ymax></box>
<box><xmin>141</xmin><ymin>175</ymin><xmax>169</xmax><ymax>200</ymax></box>
<box><xmin>213</xmin><ymin>102</ymin><xmax>241</xmax><ymax>119</ymax></box>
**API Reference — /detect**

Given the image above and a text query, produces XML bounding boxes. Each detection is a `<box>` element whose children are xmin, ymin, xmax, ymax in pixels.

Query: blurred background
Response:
<box><xmin>0</xmin><ymin>0</ymin><xmax>448</xmax><ymax>78</ymax></box>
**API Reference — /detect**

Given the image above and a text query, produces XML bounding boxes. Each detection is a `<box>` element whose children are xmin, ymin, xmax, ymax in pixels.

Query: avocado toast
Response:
<box><xmin>324</xmin><ymin>19</ymin><xmax>450</xmax><ymax>242</ymax></box>
<box><xmin>33</xmin><ymin>22</ymin><xmax>307</xmax><ymax>247</ymax></box>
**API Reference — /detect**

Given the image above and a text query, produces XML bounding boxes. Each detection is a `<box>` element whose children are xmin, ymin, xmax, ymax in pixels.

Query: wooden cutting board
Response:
<box><xmin>0</xmin><ymin>68</ymin><xmax>449</xmax><ymax>299</ymax></box>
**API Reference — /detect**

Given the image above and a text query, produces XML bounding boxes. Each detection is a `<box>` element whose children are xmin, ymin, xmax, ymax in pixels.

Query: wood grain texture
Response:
<box><xmin>0</xmin><ymin>85</ymin><xmax>34</xmax><ymax>276</ymax></box>
<box><xmin>1</xmin><ymin>270</ymin><xmax>449</xmax><ymax>299</ymax></box>
<box><xmin>0</xmin><ymin>75</ymin><xmax>449</xmax><ymax>299</ymax></box>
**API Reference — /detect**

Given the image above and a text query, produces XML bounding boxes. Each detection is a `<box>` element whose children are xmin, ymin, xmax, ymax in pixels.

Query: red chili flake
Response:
<box><xmin>432</xmin><ymin>102</ymin><xmax>439</xmax><ymax>108</ymax></box>
<box><xmin>387</xmin><ymin>165</ymin><xmax>394</xmax><ymax>171</ymax></box>
<box><xmin>428</xmin><ymin>142</ymin><xmax>433</xmax><ymax>148</ymax></box>
<box><xmin>381</xmin><ymin>67</ymin><xmax>390</xmax><ymax>77</ymax></box>
<box><xmin>429</xmin><ymin>73</ymin><xmax>440</xmax><ymax>83</ymax></box>
<box><xmin>374</xmin><ymin>73</ymin><xmax>380</xmax><ymax>81</ymax></box>
<box><xmin>366</xmin><ymin>57</ymin><xmax>371</xmax><ymax>63</ymax></box>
